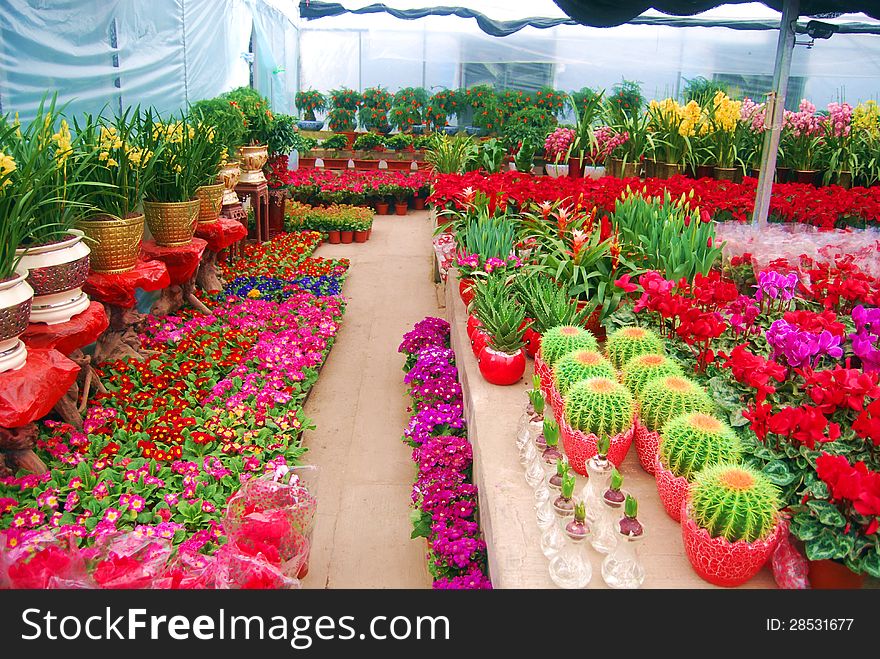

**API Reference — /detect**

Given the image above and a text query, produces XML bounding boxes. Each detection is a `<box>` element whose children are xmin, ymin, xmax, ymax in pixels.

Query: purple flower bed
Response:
<box><xmin>398</xmin><ymin>318</ymin><xmax>491</xmax><ymax>590</ymax></box>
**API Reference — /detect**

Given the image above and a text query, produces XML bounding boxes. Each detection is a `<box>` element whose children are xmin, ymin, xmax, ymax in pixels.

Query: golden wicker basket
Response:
<box><xmin>76</xmin><ymin>214</ymin><xmax>144</xmax><ymax>274</ymax></box>
<box><xmin>196</xmin><ymin>183</ymin><xmax>224</xmax><ymax>224</ymax></box>
<box><xmin>143</xmin><ymin>200</ymin><xmax>200</xmax><ymax>247</ymax></box>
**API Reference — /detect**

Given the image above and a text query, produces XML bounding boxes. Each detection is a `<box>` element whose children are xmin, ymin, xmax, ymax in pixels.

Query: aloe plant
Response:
<box><xmin>472</xmin><ymin>274</ymin><xmax>527</xmax><ymax>354</ymax></box>
<box><xmin>513</xmin><ymin>272</ymin><xmax>593</xmax><ymax>332</ymax></box>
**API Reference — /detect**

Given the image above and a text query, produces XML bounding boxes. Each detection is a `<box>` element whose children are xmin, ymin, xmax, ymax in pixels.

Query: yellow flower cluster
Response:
<box><xmin>680</xmin><ymin>100</ymin><xmax>705</xmax><ymax>137</ymax></box>
<box><xmin>152</xmin><ymin>121</ymin><xmax>191</xmax><ymax>144</ymax></box>
<box><xmin>648</xmin><ymin>98</ymin><xmax>707</xmax><ymax>137</ymax></box>
<box><xmin>0</xmin><ymin>151</ymin><xmax>16</xmax><ymax>188</ymax></box>
<box><xmin>51</xmin><ymin>119</ymin><xmax>73</xmax><ymax>167</ymax></box>
<box><xmin>853</xmin><ymin>100</ymin><xmax>880</xmax><ymax>138</ymax></box>
<box><xmin>710</xmin><ymin>92</ymin><xmax>742</xmax><ymax>133</ymax></box>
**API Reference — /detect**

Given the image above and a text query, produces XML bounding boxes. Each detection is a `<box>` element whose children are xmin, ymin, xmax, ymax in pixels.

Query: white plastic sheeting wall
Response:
<box><xmin>0</xmin><ymin>0</ymin><xmax>297</xmax><ymax>121</ymax></box>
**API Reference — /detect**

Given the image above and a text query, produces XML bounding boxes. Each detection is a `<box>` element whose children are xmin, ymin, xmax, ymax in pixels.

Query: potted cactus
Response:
<box><xmin>550</xmin><ymin>349</ymin><xmax>616</xmax><ymax>424</ymax></box>
<box><xmin>535</xmin><ymin>324</ymin><xmax>598</xmax><ymax>398</ymax></box>
<box><xmin>620</xmin><ymin>353</ymin><xmax>684</xmax><ymax>398</ymax></box>
<box><xmin>473</xmin><ymin>276</ymin><xmax>528</xmax><ymax>385</ymax></box>
<box><xmin>604</xmin><ymin>326</ymin><xmax>666</xmax><ymax>370</ymax></box>
<box><xmin>682</xmin><ymin>464</ymin><xmax>783</xmax><ymax>586</ymax></box>
<box><xmin>561</xmin><ymin>376</ymin><xmax>634</xmax><ymax>471</ymax></box>
<box><xmin>654</xmin><ymin>412</ymin><xmax>743</xmax><ymax>521</ymax></box>
<box><xmin>634</xmin><ymin>375</ymin><xmax>713</xmax><ymax>474</ymax></box>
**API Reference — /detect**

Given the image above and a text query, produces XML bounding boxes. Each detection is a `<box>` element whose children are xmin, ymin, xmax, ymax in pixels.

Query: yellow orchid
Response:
<box><xmin>0</xmin><ymin>151</ymin><xmax>16</xmax><ymax>188</ymax></box>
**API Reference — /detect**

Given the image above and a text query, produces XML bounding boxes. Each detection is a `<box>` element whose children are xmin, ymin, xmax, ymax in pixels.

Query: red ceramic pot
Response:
<box><xmin>633</xmin><ymin>416</ymin><xmax>660</xmax><ymax>474</ymax></box>
<box><xmin>559</xmin><ymin>415</ymin><xmax>633</xmax><ymax>473</ymax></box>
<box><xmin>413</xmin><ymin>197</ymin><xmax>426</xmax><ymax>210</ymax></box>
<box><xmin>568</xmin><ymin>156</ymin><xmax>583</xmax><ymax>179</ymax></box>
<box><xmin>340</xmin><ymin>230</ymin><xmax>354</xmax><ymax>244</ymax></box>
<box><xmin>375</xmin><ymin>202</ymin><xmax>390</xmax><ymax>215</ymax></box>
<box><xmin>795</xmin><ymin>169</ymin><xmax>819</xmax><ymax>185</ymax></box>
<box><xmin>394</xmin><ymin>202</ymin><xmax>408</xmax><ymax>216</ymax></box>
<box><xmin>478</xmin><ymin>346</ymin><xmax>526</xmax><ymax>385</ymax></box>
<box><xmin>354</xmin><ymin>230</ymin><xmax>368</xmax><ymax>243</ymax></box>
<box><xmin>653</xmin><ymin>452</ymin><xmax>689</xmax><ymax>522</ymax></box>
<box><xmin>523</xmin><ymin>326</ymin><xmax>541</xmax><ymax>358</ymax></box>
<box><xmin>549</xmin><ymin>383</ymin><xmax>565</xmax><ymax>426</ymax></box>
<box><xmin>471</xmin><ymin>329</ymin><xmax>490</xmax><ymax>358</ymax></box>
<box><xmin>681</xmin><ymin>502</ymin><xmax>783</xmax><ymax>587</ymax></box>
<box><xmin>466</xmin><ymin>314</ymin><xmax>482</xmax><ymax>339</ymax></box>
<box><xmin>459</xmin><ymin>278</ymin><xmax>475</xmax><ymax>306</ymax></box>
<box><xmin>327</xmin><ymin>230</ymin><xmax>341</xmax><ymax>244</ymax></box>
<box><xmin>807</xmin><ymin>560</ymin><xmax>865</xmax><ymax>589</ymax></box>
<box><xmin>386</xmin><ymin>160</ymin><xmax>413</xmax><ymax>171</ymax></box>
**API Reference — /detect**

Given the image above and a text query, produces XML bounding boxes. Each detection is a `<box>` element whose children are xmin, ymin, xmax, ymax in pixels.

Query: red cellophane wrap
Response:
<box><xmin>141</xmin><ymin>238</ymin><xmax>208</xmax><ymax>286</ymax></box>
<box><xmin>195</xmin><ymin>217</ymin><xmax>248</xmax><ymax>252</ymax></box>
<box><xmin>633</xmin><ymin>415</ymin><xmax>661</xmax><ymax>475</ymax></box>
<box><xmin>681</xmin><ymin>501</ymin><xmax>784</xmax><ymax>587</ymax></box>
<box><xmin>88</xmin><ymin>530</ymin><xmax>175</xmax><ymax>589</ymax></box>
<box><xmin>223</xmin><ymin>466</ymin><xmax>318</xmax><ymax>584</ymax></box>
<box><xmin>534</xmin><ymin>352</ymin><xmax>553</xmax><ymax>402</ymax></box>
<box><xmin>0</xmin><ymin>348</ymin><xmax>80</xmax><ymax>427</ymax></box>
<box><xmin>83</xmin><ymin>258</ymin><xmax>170</xmax><ymax>308</ymax></box>
<box><xmin>653</xmin><ymin>452</ymin><xmax>690</xmax><ymax>523</ymax></box>
<box><xmin>772</xmin><ymin>526</ymin><xmax>810</xmax><ymax>589</ymax></box>
<box><xmin>559</xmin><ymin>414</ymin><xmax>633</xmax><ymax>473</ymax></box>
<box><xmin>0</xmin><ymin>528</ymin><xmax>91</xmax><ymax>589</ymax></box>
<box><xmin>21</xmin><ymin>301</ymin><xmax>108</xmax><ymax>354</ymax></box>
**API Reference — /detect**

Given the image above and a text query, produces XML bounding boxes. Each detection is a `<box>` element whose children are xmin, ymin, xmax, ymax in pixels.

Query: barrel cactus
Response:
<box><xmin>564</xmin><ymin>377</ymin><xmax>634</xmax><ymax>438</ymax></box>
<box><xmin>620</xmin><ymin>353</ymin><xmax>684</xmax><ymax>398</ymax></box>
<box><xmin>690</xmin><ymin>464</ymin><xmax>780</xmax><ymax>542</ymax></box>
<box><xmin>638</xmin><ymin>375</ymin><xmax>713</xmax><ymax>432</ymax></box>
<box><xmin>659</xmin><ymin>413</ymin><xmax>743</xmax><ymax>480</ymax></box>
<box><xmin>540</xmin><ymin>325</ymin><xmax>598</xmax><ymax>366</ymax></box>
<box><xmin>553</xmin><ymin>350</ymin><xmax>616</xmax><ymax>395</ymax></box>
<box><xmin>605</xmin><ymin>326</ymin><xmax>665</xmax><ymax>370</ymax></box>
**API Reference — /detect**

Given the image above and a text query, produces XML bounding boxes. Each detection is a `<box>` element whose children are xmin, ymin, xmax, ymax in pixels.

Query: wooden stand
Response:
<box><xmin>235</xmin><ymin>181</ymin><xmax>269</xmax><ymax>242</ymax></box>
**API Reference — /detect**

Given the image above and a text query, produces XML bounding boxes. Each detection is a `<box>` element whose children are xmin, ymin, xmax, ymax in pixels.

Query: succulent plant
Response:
<box><xmin>564</xmin><ymin>377</ymin><xmax>634</xmax><ymax>438</ymax></box>
<box><xmin>619</xmin><ymin>494</ymin><xmax>643</xmax><ymax>536</ymax></box>
<box><xmin>638</xmin><ymin>375</ymin><xmax>713</xmax><ymax>432</ymax></box>
<box><xmin>540</xmin><ymin>325</ymin><xmax>598</xmax><ymax>366</ymax></box>
<box><xmin>620</xmin><ymin>353</ymin><xmax>684</xmax><ymax>398</ymax></box>
<box><xmin>553</xmin><ymin>350</ymin><xmax>616</xmax><ymax>395</ymax></box>
<box><xmin>690</xmin><ymin>464</ymin><xmax>780</xmax><ymax>543</ymax></box>
<box><xmin>605</xmin><ymin>326</ymin><xmax>666</xmax><ymax>370</ymax></box>
<box><xmin>473</xmin><ymin>274</ymin><xmax>527</xmax><ymax>353</ymax></box>
<box><xmin>659</xmin><ymin>412</ymin><xmax>743</xmax><ymax>480</ymax></box>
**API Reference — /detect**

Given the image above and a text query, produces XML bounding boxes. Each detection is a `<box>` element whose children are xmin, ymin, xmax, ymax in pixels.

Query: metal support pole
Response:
<box><xmin>752</xmin><ymin>0</ymin><xmax>800</xmax><ymax>226</ymax></box>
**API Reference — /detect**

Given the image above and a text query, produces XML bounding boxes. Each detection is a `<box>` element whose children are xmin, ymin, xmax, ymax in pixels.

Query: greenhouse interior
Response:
<box><xmin>2</xmin><ymin>0</ymin><xmax>880</xmax><ymax>594</ymax></box>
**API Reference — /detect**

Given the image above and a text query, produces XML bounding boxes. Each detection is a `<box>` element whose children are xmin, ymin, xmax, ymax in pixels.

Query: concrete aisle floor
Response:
<box><xmin>301</xmin><ymin>210</ymin><xmax>439</xmax><ymax>589</ymax></box>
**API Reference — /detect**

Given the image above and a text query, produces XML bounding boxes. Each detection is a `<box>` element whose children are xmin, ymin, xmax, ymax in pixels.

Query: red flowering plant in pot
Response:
<box><xmin>470</xmin><ymin>274</ymin><xmax>528</xmax><ymax>386</ymax></box>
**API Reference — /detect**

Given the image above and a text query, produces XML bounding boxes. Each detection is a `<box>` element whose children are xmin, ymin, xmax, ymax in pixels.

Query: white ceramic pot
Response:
<box><xmin>0</xmin><ymin>271</ymin><xmax>34</xmax><ymax>372</ymax></box>
<box><xmin>545</xmin><ymin>164</ymin><xmax>570</xmax><ymax>178</ymax></box>
<box><xmin>583</xmin><ymin>165</ymin><xmax>606</xmax><ymax>180</ymax></box>
<box><xmin>15</xmin><ymin>230</ymin><xmax>91</xmax><ymax>325</ymax></box>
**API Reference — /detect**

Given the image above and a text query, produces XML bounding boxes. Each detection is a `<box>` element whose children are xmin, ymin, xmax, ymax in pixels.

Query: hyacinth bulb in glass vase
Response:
<box><xmin>537</xmin><ymin>459</ymin><xmax>569</xmax><ymax>529</ymax></box>
<box><xmin>591</xmin><ymin>466</ymin><xmax>627</xmax><ymax>554</ymax></box>
<box><xmin>517</xmin><ymin>375</ymin><xmax>545</xmax><ymax>452</ymax></box>
<box><xmin>581</xmin><ymin>435</ymin><xmax>614</xmax><ymax>528</ymax></box>
<box><xmin>549</xmin><ymin>499</ymin><xmax>592</xmax><ymax>589</ymax></box>
<box><xmin>541</xmin><ymin>472</ymin><xmax>577</xmax><ymax>558</ymax></box>
<box><xmin>602</xmin><ymin>495</ymin><xmax>646</xmax><ymax>589</ymax></box>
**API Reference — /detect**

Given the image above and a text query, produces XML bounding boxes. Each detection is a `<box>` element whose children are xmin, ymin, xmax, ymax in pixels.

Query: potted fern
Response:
<box><xmin>472</xmin><ymin>275</ymin><xmax>528</xmax><ymax>385</ymax></box>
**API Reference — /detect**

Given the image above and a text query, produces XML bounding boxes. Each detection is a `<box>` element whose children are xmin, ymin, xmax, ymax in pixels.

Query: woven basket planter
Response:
<box><xmin>196</xmin><ymin>183</ymin><xmax>224</xmax><ymax>224</ymax></box>
<box><xmin>144</xmin><ymin>200</ymin><xmax>200</xmax><ymax>247</ymax></box>
<box><xmin>77</xmin><ymin>214</ymin><xmax>144</xmax><ymax>274</ymax></box>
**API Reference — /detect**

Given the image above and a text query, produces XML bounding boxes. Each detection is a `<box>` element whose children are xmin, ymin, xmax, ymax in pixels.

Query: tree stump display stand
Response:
<box><xmin>141</xmin><ymin>239</ymin><xmax>210</xmax><ymax>316</ymax></box>
<box><xmin>195</xmin><ymin>217</ymin><xmax>248</xmax><ymax>293</ymax></box>
<box><xmin>0</xmin><ymin>348</ymin><xmax>80</xmax><ymax>476</ymax></box>
<box><xmin>21</xmin><ymin>301</ymin><xmax>109</xmax><ymax>430</ymax></box>
<box><xmin>83</xmin><ymin>258</ymin><xmax>170</xmax><ymax>363</ymax></box>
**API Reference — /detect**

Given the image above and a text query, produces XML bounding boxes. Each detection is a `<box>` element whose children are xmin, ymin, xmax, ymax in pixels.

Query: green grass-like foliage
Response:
<box><xmin>472</xmin><ymin>275</ymin><xmax>526</xmax><ymax>354</ymax></box>
<box><xmin>620</xmin><ymin>353</ymin><xmax>684</xmax><ymax>398</ymax></box>
<box><xmin>564</xmin><ymin>377</ymin><xmax>634</xmax><ymax>438</ymax></box>
<box><xmin>605</xmin><ymin>326</ymin><xmax>665</xmax><ymax>370</ymax></box>
<box><xmin>690</xmin><ymin>464</ymin><xmax>780</xmax><ymax>542</ymax></box>
<box><xmin>659</xmin><ymin>413</ymin><xmax>743</xmax><ymax>480</ymax></box>
<box><xmin>553</xmin><ymin>350</ymin><xmax>616</xmax><ymax>395</ymax></box>
<box><xmin>541</xmin><ymin>325</ymin><xmax>598</xmax><ymax>367</ymax></box>
<box><xmin>638</xmin><ymin>375</ymin><xmax>713</xmax><ymax>432</ymax></box>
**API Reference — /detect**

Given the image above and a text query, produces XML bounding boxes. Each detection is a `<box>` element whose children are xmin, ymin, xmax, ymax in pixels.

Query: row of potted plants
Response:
<box><xmin>0</xmin><ymin>231</ymin><xmax>349</xmax><ymax>587</ymax></box>
<box><xmin>285</xmin><ymin>202</ymin><xmax>374</xmax><ymax>243</ymax></box>
<box><xmin>397</xmin><ymin>317</ymin><xmax>492</xmax><ymax>589</ymax></box>
<box><xmin>284</xmin><ymin>168</ymin><xmax>431</xmax><ymax>210</ymax></box>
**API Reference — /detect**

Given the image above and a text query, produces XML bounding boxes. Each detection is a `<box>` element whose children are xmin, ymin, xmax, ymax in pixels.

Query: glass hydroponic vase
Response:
<box><xmin>549</xmin><ymin>514</ymin><xmax>592</xmax><ymax>589</ymax></box>
<box><xmin>601</xmin><ymin>530</ymin><xmax>646</xmax><ymax>589</ymax></box>
<box><xmin>582</xmin><ymin>452</ymin><xmax>613</xmax><ymax>527</ymax></box>
<box><xmin>591</xmin><ymin>492</ymin><xmax>626</xmax><ymax>554</ymax></box>
<box><xmin>540</xmin><ymin>489</ymin><xmax>575</xmax><ymax>559</ymax></box>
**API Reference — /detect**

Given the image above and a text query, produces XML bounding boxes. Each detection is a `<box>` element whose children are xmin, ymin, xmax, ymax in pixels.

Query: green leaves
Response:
<box><xmin>806</xmin><ymin>500</ymin><xmax>847</xmax><ymax>528</ymax></box>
